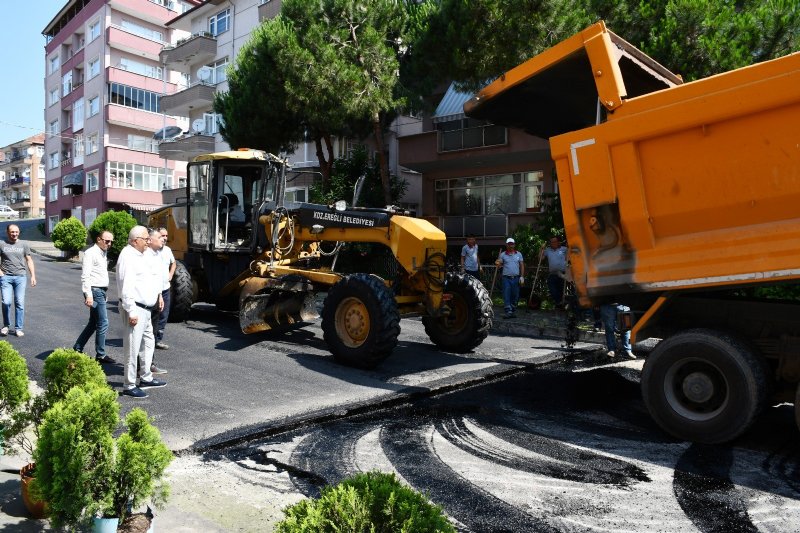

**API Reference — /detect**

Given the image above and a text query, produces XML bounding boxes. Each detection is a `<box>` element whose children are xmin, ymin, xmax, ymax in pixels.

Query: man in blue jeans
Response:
<box><xmin>0</xmin><ymin>224</ymin><xmax>36</xmax><ymax>337</ymax></box>
<box><xmin>495</xmin><ymin>237</ymin><xmax>525</xmax><ymax>318</ymax></box>
<box><xmin>74</xmin><ymin>230</ymin><xmax>116</xmax><ymax>364</ymax></box>
<box><xmin>600</xmin><ymin>302</ymin><xmax>636</xmax><ymax>359</ymax></box>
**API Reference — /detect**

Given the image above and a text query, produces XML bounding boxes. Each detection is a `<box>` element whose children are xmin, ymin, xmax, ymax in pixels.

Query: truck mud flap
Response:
<box><xmin>240</xmin><ymin>276</ymin><xmax>318</xmax><ymax>333</ymax></box>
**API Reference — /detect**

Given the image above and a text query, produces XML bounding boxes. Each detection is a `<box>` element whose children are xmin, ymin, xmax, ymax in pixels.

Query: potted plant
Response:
<box><xmin>33</xmin><ymin>384</ymin><xmax>173</xmax><ymax>532</ymax></box>
<box><xmin>6</xmin><ymin>348</ymin><xmax>109</xmax><ymax>518</ymax></box>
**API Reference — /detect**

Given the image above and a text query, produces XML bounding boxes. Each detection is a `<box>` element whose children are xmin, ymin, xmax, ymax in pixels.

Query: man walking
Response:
<box><xmin>146</xmin><ymin>228</ymin><xmax>171</xmax><ymax>375</ymax></box>
<box><xmin>73</xmin><ymin>230</ymin><xmax>116</xmax><ymax>364</ymax></box>
<box><xmin>153</xmin><ymin>227</ymin><xmax>175</xmax><ymax>351</ymax></box>
<box><xmin>495</xmin><ymin>237</ymin><xmax>525</xmax><ymax>319</ymax></box>
<box><xmin>0</xmin><ymin>224</ymin><xmax>36</xmax><ymax>337</ymax></box>
<box><xmin>540</xmin><ymin>236</ymin><xmax>568</xmax><ymax>307</ymax></box>
<box><xmin>117</xmin><ymin>226</ymin><xmax>166</xmax><ymax>399</ymax></box>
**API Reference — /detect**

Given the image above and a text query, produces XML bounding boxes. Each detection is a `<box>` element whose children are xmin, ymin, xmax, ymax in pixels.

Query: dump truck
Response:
<box><xmin>148</xmin><ymin>149</ymin><xmax>492</xmax><ymax>369</ymax></box>
<box><xmin>465</xmin><ymin>21</ymin><xmax>800</xmax><ymax>443</ymax></box>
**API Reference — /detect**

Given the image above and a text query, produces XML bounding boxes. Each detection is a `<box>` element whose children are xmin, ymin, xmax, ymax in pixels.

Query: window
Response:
<box><xmin>208</xmin><ymin>57</ymin><xmax>228</xmax><ymax>84</ymax></box>
<box><xmin>48</xmin><ymin>215</ymin><xmax>60</xmax><ymax>232</ymax></box>
<box><xmin>121</xmin><ymin>20</ymin><xmax>163</xmax><ymax>42</ymax></box>
<box><xmin>86</xmin><ymin>170</ymin><xmax>99</xmax><ymax>192</ymax></box>
<box><xmin>74</xmin><ymin>133</ymin><xmax>85</xmax><ymax>163</ymax></box>
<box><xmin>49</xmin><ymin>88</ymin><xmax>59</xmax><ymax>106</ymax></box>
<box><xmin>49</xmin><ymin>55</ymin><xmax>60</xmax><ymax>74</ymax></box>
<box><xmin>107</xmin><ymin>83</ymin><xmax>161</xmax><ymax>113</ymax></box>
<box><xmin>49</xmin><ymin>183</ymin><xmax>58</xmax><ymax>201</ymax></box>
<box><xmin>62</xmin><ymin>71</ymin><xmax>73</xmax><ymax>96</ymax></box>
<box><xmin>48</xmin><ymin>120</ymin><xmax>60</xmax><ymax>136</ymax></box>
<box><xmin>87</xmin><ymin>133</ymin><xmax>99</xmax><ymax>154</ymax></box>
<box><xmin>434</xmin><ymin>171</ymin><xmax>544</xmax><ymax>216</ymax></box>
<box><xmin>437</xmin><ymin>118</ymin><xmax>507</xmax><ymax>152</ymax></box>
<box><xmin>88</xmin><ymin>20</ymin><xmax>100</xmax><ymax>42</ymax></box>
<box><xmin>48</xmin><ymin>152</ymin><xmax>60</xmax><ymax>170</ymax></box>
<box><xmin>119</xmin><ymin>57</ymin><xmax>163</xmax><ymax>79</ymax></box>
<box><xmin>127</xmin><ymin>134</ymin><xmax>158</xmax><ymax>153</ymax></box>
<box><xmin>88</xmin><ymin>96</ymin><xmax>100</xmax><ymax>117</ymax></box>
<box><xmin>285</xmin><ymin>186</ymin><xmax>307</xmax><ymax>203</ymax></box>
<box><xmin>84</xmin><ymin>208</ymin><xmax>97</xmax><ymax>227</ymax></box>
<box><xmin>107</xmin><ymin>161</ymin><xmax>170</xmax><ymax>192</ymax></box>
<box><xmin>40</xmin><ymin>184</ymin><xmax>45</xmax><ymax>199</ymax></box>
<box><xmin>73</xmin><ymin>98</ymin><xmax>84</xmax><ymax>131</ymax></box>
<box><xmin>209</xmin><ymin>8</ymin><xmax>230</xmax><ymax>36</ymax></box>
<box><xmin>88</xmin><ymin>57</ymin><xmax>100</xmax><ymax>79</ymax></box>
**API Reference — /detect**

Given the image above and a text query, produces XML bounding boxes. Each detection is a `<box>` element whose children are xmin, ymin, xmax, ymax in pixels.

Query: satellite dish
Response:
<box><xmin>153</xmin><ymin>125</ymin><xmax>183</xmax><ymax>141</ymax></box>
<box><xmin>197</xmin><ymin>66</ymin><xmax>212</xmax><ymax>81</ymax></box>
<box><xmin>26</xmin><ymin>147</ymin><xmax>36</xmax><ymax>156</ymax></box>
<box><xmin>191</xmin><ymin>119</ymin><xmax>206</xmax><ymax>133</ymax></box>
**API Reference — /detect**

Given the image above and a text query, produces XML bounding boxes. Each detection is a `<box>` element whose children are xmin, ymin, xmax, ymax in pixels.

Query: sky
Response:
<box><xmin>0</xmin><ymin>2</ymin><xmax>66</xmax><ymax>148</ymax></box>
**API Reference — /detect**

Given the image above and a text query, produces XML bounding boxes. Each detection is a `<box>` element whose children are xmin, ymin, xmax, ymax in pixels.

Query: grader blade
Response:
<box><xmin>239</xmin><ymin>276</ymin><xmax>318</xmax><ymax>333</ymax></box>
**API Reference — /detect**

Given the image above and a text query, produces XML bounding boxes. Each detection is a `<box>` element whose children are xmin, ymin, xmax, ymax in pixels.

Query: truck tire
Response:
<box><xmin>169</xmin><ymin>260</ymin><xmax>194</xmax><ymax>322</ymax></box>
<box><xmin>422</xmin><ymin>272</ymin><xmax>493</xmax><ymax>353</ymax></box>
<box><xmin>796</xmin><ymin>383</ymin><xmax>800</xmax><ymax>433</ymax></box>
<box><xmin>321</xmin><ymin>274</ymin><xmax>400</xmax><ymax>369</ymax></box>
<box><xmin>641</xmin><ymin>329</ymin><xmax>768</xmax><ymax>444</ymax></box>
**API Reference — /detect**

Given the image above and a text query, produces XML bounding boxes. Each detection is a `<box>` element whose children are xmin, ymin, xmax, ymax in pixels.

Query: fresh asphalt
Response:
<box><xmin>0</xmin><ymin>221</ymin><xmax>606</xmax><ymax>531</ymax></box>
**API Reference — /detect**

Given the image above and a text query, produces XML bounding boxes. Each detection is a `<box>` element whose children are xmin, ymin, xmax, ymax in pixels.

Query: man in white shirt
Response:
<box><xmin>153</xmin><ymin>227</ymin><xmax>176</xmax><ymax>351</ymax></box>
<box><xmin>117</xmin><ymin>226</ymin><xmax>165</xmax><ymax>399</ymax></box>
<box><xmin>73</xmin><ymin>230</ymin><xmax>116</xmax><ymax>365</ymax></box>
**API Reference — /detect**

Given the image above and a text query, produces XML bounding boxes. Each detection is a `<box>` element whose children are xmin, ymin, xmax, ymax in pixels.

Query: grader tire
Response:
<box><xmin>641</xmin><ymin>329</ymin><xmax>769</xmax><ymax>444</ymax></box>
<box><xmin>796</xmin><ymin>383</ymin><xmax>800</xmax><ymax>434</ymax></box>
<box><xmin>321</xmin><ymin>274</ymin><xmax>400</xmax><ymax>369</ymax></box>
<box><xmin>422</xmin><ymin>272</ymin><xmax>493</xmax><ymax>353</ymax></box>
<box><xmin>168</xmin><ymin>260</ymin><xmax>194</xmax><ymax>323</ymax></box>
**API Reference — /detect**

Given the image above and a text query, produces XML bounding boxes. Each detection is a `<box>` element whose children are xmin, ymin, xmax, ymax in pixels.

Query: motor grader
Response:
<box><xmin>148</xmin><ymin>149</ymin><xmax>492</xmax><ymax>368</ymax></box>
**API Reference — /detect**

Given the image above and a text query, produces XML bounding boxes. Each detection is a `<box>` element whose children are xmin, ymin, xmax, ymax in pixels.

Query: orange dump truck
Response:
<box><xmin>465</xmin><ymin>21</ymin><xmax>800</xmax><ymax>443</ymax></box>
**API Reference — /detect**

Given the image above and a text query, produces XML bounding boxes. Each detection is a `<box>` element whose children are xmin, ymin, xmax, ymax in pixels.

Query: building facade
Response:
<box><xmin>42</xmin><ymin>0</ymin><xmax>201</xmax><ymax>233</ymax></box>
<box><xmin>0</xmin><ymin>135</ymin><xmax>47</xmax><ymax>219</ymax></box>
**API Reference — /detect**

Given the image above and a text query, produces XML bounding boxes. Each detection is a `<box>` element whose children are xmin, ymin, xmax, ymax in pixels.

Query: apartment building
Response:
<box><xmin>42</xmin><ymin>0</ymin><xmax>202</xmax><ymax>233</ymax></box>
<box><xmin>0</xmin><ymin>134</ymin><xmax>47</xmax><ymax>219</ymax></box>
<box><xmin>398</xmin><ymin>82</ymin><xmax>554</xmax><ymax>248</ymax></box>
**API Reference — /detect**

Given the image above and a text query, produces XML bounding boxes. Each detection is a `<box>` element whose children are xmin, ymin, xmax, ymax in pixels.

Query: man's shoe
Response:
<box><xmin>138</xmin><ymin>378</ymin><xmax>166</xmax><ymax>388</ymax></box>
<box><xmin>122</xmin><ymin>387</ymin><xmax>148</xmax><ymax>399</ymax></box>
<box><xmin>155</xmin><ymin>342</ymin><xmax>169</xmax><ymax>350</ymax></box>
<box><xmin>607</xmin><ymin>350</ymin><xmax>616</xmax><ymax>358</ymax></box>
<box><xmin>15</xmin><ymin>330</ymin><xmax>24</xmax><ymax>337</ymax></box>
<box><xmin>504</xmin><ymin>313</ymin><xmax>513</xmax><ymax>319</ymax></box>
<box><xmin>624</xmin><ymin>350</ymin><xmax>637</xmax><ymax>360</ymax></box>
<box><xmin>150</xmin><ymin>364</ymin><xmax>167</xmax><ymax>375</ymax></box>
<box><xmin>0</xmin><ymin>327</ymin><xmax>7</xmax><ymax>336</ymax></box>
<box><xmin>96</xmin><ymin>355</ymin><xmax>117</xmax><ymax>364</ymax></box>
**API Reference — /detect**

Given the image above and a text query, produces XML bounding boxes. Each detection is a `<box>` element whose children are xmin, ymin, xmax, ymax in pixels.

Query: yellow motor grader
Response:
<box><xmin>149</xmin><ymin>149</ymin><xmax>492</xmax><ymax>368</ymax></box>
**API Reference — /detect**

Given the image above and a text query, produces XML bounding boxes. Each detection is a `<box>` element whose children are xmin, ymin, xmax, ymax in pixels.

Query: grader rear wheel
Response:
<box><xmin>422</xmin><ymin>272</ymin><xmax>493</xmax><ymax>352</ymax></box>
<box><xmin>168</xmin><ymin>260</ymin><xmax>194</xmax><ymax>322</ymax></box>
<box><xmin>321</xmin><ymin>274</ymin><xmax>400</xmax><ymax>369</ymax></box>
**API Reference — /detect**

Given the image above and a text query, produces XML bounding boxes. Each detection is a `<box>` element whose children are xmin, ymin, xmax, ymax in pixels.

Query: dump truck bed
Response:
<box><xmin>466</xmin><ymin>22</ymin><xmax>800</xmax><ymax>305</ymax></box>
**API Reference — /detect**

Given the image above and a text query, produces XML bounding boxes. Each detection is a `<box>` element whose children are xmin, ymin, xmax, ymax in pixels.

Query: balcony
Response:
<box><xmin>160</xmin><ymin>82</ymin><xmax>215</xmax><ymax>117</ymax></box>
<box><xmin>107</xmin><ymin>25</ymin><xmax>164</xmax><ymax>62</ymax></box>
<box><xmin>109</xmin><ymin>0</ymin><xmax>178</xmax><ymax>26</ymax></box>
<box><xmin>107</xmin><ymin>104</ymin><xmax>170</xmax><ymax>132</ymax></box>
<box><xmin>160</xmin><ymin>33</ymin><xmax>217</xmax><ymax>73</ymax></box>
<box><xmin>8</xmin><ymin>175</ymin><xmax>30</xmax><ymax>186</ymax></box>
<box><xmin>158</xmin><ymin>134</ymin><xmax>215</xmax><ymax>161</ymax></box>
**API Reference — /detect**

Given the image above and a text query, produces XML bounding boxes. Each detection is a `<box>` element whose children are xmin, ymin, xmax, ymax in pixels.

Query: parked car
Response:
<box><xmin>0</xmin><ymin>205</ymin><xmax>19</xmax><ymax>219</ymax></box>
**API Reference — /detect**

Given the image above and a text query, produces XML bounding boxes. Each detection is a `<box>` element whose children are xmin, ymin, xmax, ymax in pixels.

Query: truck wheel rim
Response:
<box><xmin>441</xmin><ymin>294</ymin><xmax>468</xmax><ymax>332</ymax></box>
<box><xmin>664</xmin><ymin>358</ymin><xmax>729</xmax><ymax>422</ymax></box>
<box><xmin>335</xmin><ymin>297</ymin><xmax>370</xmax><ymax>347</ymax></box>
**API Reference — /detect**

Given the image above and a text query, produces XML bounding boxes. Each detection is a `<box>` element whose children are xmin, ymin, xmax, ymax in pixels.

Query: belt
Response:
<box><xmin>135</xmin><ymin>301</ymin><xmax>156</xmax><ymax>311</ymax></box>
<box><xmin>91</xmin><ymin>286</ymin><xmax>107</xmax><ymax>291</ymax></box>
<box><xmin>503</xmin><ymin>275</ymin><xmax>519</xmax><ymax>278</ymax></box>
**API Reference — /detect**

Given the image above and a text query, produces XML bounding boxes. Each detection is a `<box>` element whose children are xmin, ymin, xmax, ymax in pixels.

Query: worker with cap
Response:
<box><xmin>539</xmin><ymin>236</ymin><xmax>568</xmax><ymax>308</ymax></box>
<box><xmin>495</xmin><ymin>237</ymin><xmax>525</xmax><ymax>318</ymax></box>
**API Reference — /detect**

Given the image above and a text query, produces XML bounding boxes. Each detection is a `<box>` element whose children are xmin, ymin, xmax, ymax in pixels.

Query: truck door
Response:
<box><xmin>187</xmin><ymin>161</ymin><xmax>212</xmax><ymax>249</ymax></box>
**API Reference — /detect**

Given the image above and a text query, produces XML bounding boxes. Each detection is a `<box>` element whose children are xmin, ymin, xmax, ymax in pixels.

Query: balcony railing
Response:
<box><xmin>438</xmin><ymin>124</ymin><xmax>507</xmax><ymax>152</ymax></box>
<box><xmin>8</xmin><ymin>175</ymin><xmax>31</xmax><ymax>186</ymax></box>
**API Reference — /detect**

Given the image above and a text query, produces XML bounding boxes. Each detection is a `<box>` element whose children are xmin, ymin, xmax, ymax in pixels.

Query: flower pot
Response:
<box><xmin>20</xmin><ymin>462</ymin><xmax>48</xmax><ymax>519</ymax></box>
<box><xmin>93</xmin><ymin>516</ymin><xmax>120</xmax><ymax>533</ymax></box>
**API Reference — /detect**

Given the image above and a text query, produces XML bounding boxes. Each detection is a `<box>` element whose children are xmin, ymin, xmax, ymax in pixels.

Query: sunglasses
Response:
<box><xmin>103</xmin><ymin>239</ymin><xmax>113</xmax><ymax>244</ymax></box>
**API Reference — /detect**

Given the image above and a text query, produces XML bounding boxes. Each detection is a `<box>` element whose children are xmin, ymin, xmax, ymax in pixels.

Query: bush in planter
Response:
<box><xmin>0</xmin><ymin>341</ymin><xmax>30</xmax><ymax>453</ymax></box>
<box><xmin>6</xmin><ymin>348</ymin><xmax>107</xmax><ymax>456</ymax></box>
<box><xmin>33</xmin><ymin>386</ymin><xmax>173</xmax><ymax>530</ymax></box>
<box><xmin>275</xmin><ymin>471</ymin><xmax>455</xmax><ymax>532</ymax></box>
<box><xmin>51</xmin><ymin>216</ymin><xmax>88</xmax><ymax>257</ymax></box>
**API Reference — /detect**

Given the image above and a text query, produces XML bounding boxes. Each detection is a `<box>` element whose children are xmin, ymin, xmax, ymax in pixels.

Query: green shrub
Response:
<box><xmin>276</xmin><ymin>471</ymin><xmax>455</xmax><ymax>533</ymax></box>
<box><xmin>50</xmin><ymin>216</ymin><xmax>88</xmax><ymax>253</ymax></box>
<box><xmin>88</xmin><ymin>210</ymin><xmax>137</xmax><ymax>257</ymax></box>
<box><xmin>0</xmin><ymin>341</ymin><xmax>30</xmax><ymax>454</ymax></box>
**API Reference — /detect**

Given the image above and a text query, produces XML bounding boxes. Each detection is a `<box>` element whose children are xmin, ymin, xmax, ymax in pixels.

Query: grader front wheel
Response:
<box><xmin>423</xmin><ymin>272</ymin><xmax>493</xmax><ymax>352</ymax></box>
<box><xmin>321</xmin><ymin>274</ymin><xmax>400</xmax><ymax>369</ymax></box>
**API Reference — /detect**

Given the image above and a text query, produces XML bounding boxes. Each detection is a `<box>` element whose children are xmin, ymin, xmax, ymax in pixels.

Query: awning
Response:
<box><xmin>62</xmin><ymin>170</ymin><xmax>85</xmax><ymax>188</ymax></box>
<box><xmin>123</xmin><ymin>203</ymin><xmax>162</xmax><ymax>213</ymax></box>
<box><xmin>431</xmin><ymin>83</ymin><xmax>474</xmax><ymax>124</ymax></box>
